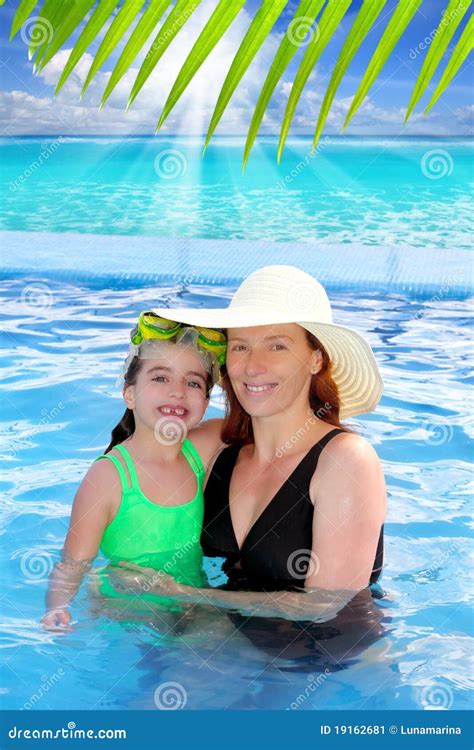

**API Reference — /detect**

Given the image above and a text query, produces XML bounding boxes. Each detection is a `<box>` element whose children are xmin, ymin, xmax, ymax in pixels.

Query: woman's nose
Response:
<box><xmin>244</xmin><ymin>350</ymin><xmax>266</xmax><ymax>376</ymax></box>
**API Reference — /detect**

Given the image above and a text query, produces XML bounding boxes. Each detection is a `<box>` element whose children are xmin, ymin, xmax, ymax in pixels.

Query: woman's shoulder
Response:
<box><xmin>188</xmin><ymin>418</ymin><xmax>226</xmax><ymax>470</ymax></box>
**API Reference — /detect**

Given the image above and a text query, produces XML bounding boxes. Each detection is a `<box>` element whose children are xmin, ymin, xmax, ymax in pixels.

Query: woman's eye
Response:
<box><xmin>271</xmin><ymin>344</ymin><xmax>287</xmax><ymax>351</ymax></box>
<box><xmin>231</xmin><ymin>344</ymin><xmax>247</xmax><ymax>352</ymax></box>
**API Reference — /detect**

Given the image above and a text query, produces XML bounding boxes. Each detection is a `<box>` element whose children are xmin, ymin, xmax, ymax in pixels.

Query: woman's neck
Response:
<box><xmin>249</xmin><ymin>409</ymin><xmax>333</xmax><ymax>464</ymax></box>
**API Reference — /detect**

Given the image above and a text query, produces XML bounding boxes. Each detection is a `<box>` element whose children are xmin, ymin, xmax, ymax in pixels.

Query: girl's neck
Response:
<box><xmin>122</xmin><ymin>424</ymin><xmax>183</xmax><ymax>463</ymax></box>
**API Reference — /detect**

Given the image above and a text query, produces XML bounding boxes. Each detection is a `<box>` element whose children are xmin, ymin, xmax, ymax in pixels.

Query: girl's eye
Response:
<box><xmin>152</xmin><ymin>375</ymin><xmax>167</xmax><ymax>382</ymax></box>
<box><xmin>187</xmin><ymin>381</ymin><xmax>203</xmax><ymax>390</ymax></box>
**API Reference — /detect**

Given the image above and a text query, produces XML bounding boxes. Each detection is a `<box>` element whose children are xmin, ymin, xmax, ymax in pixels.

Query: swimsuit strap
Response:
<box><xmin>94</xmin><ymin>453</ymin><xmax>131</xmax><ymax>492</ymax></box>
<box><xmin>181</xmin><ymin>438</ymin><xmax>205</xmax><ymax>482</ymax></box>
<box><xmin>112</xmin><ymin>444</ymin><xmax>140</xmax><ymax>489</ymax></box>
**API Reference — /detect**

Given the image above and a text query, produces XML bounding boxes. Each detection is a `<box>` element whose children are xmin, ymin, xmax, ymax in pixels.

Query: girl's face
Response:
<box><xmin>226</xmin><ymin>323</ymin><xmax>322</xmax><ymax>419</ymax></box>
<box><xmin>124</xmin><ymin>345</ymin><xmax>210</xmax><ymax>436</ymax></box>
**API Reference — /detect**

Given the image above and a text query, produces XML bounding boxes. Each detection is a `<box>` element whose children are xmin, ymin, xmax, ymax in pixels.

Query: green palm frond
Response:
<box><xmin>343</xmin><ymin>0</ymin><xmax>422</xmax><ymax>129</ymax></box>
<box><xmin>7</xmin><ymin>0</ymin><xmax>473</xmax><ymax>160</ymax></box>
<box><xmin>312</xmin><ymin>0</ymin><xmax>387</xmax><ymax>152</ymax></box>
<box><xmin>202</xmin><ymin>0</ymin><xmax>289</xmax><ymax>152</ymax></box>
<box><xmin>101</xmin><ymin>0</ymin><xmax>171</xmax><ymax>106</ymax></box>
<box><xmin>156</xmin><ymin>0</ymin><xmax>247</xmax><ymax>132</ymax></box>
<box><xmin>9</xmin><ymin>0</ymin><xmax>39</xmax><ymax>39</ymax></box>
<box><xmin>278</xmin><ymin>0</ymin><xmax>352</xmax><ymax>163</ymax></box>
<box><xmin>81</xmin><ymin>0</ymin><xmax>146</xmax><ymax>96</ymax></box>
<box><xmin>243</xmin><ymin>0</ymin><xmax>326</xmax><ymax>169</ymax></box>
<box><xmin>405</xmin><ymin>0</ymin><xmax>471</xmax><ymax>122</ymax></box>
<box><xmin>55</xmin><ymin>0</ymin><xmax>121</xmax><ymax>95</ymax></box>
<box><xmin>127</xmin><ymin>0</ymin><xmax>202</xmax><ymax>109</ymax></box>
<box><xmin>425</xmin><ymin>13</ymin><xmax>474</xmax><ymax>113</ymax></box>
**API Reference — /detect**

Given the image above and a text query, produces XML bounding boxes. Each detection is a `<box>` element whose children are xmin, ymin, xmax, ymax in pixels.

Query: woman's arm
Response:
<box><xmin>42</xmin><ymin>459</ymin><xmax>119</xmax><ymax>628</ymax></box>
<box><xmin>188</xmin><ymin>417</ymin><xmax>225</xmax><ymax>484</ymax></box>
<box><xmin>117</xmin><ymin>433</ymin><xmax>386</xmax><ymax>622</ymax></box>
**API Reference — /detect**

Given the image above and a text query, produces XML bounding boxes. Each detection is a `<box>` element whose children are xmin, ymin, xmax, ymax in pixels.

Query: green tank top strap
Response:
<box><xmin>93</xmin><ymin>453</ymin><xmax>131</xmax><ymax>492</ymax></box>
<box><xmin>113</xmin><ymin>444</ymin><xmax>140</xmax><ymax>488</ymax></box>
<box><xmin>181</xmin><ymin>438</ymin><xmax>205</xmax><ymax>480</ymax></box>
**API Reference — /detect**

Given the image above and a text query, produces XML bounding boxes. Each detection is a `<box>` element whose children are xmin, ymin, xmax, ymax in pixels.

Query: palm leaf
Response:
<box><xmin>9</xmin><ymin>0</ymin><xmax>39</xmax><ymax>39</ymax></box>
<box><xmin>202</xmin><ymin>0</ymin><xmax>289</xmax><ymax>151</ymax></box>
<box><xmin>127</xmin><ymin>0</ymin><xmax>202</xmax><ymax>110</ymax></box>
<box><xmin>278</xmin><ymin>0</ymin><xmax>352</xmax><ymax>163</ymax></box>
<box><xmin>343</xmin><ymin>0</ymin><xmax>422</xmax><ymax>129</ymax></box>
<box><xmin>54</xmin><ymin>0</ymin><xmax>121</xmax><ymax>94</ymax></box>
<box><xmin>35</xmin><ymin>0</ymin><xmax>98</xmax><ymax>74</ymax></box>
<box><xmin>81</xmin><ymin>0</ymin><xmax>147</xmax><ymax>97</ymax></box>
<box><xmin>405</xmin><ymin>0</ymin><xmax>471</xmax><ymax>122</ymax></box>
<box><xmin>156</xmin><ymin>0</ymin><xmax>246</xmax><ymax>130</ymax></box>
<box><xmin>101</xmin><ymin>0</ymin><xmax>171</xmax><ymax>107</ymax></box>
<box><xmin>312</xmin><ymin>0</ymin><xmax>386</xmax><ymax>152</ymax></box>
<box><xmin>425</xmin><ymin>13</ymin><xmax>474</xmax><ymax>113</ymax></box>
<box><xmin>28</xmin><ymin>0</ymin><xmax>73</xmax><ymax>65</ymax></box>
<box><xmin>243</xmin><ymin>0</ymin><xmax>326</xmax><ymax>169</ymax></box>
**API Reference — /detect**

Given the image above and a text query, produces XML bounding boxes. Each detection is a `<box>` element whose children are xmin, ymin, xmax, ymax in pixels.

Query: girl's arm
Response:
<box><xmin>118</xmin><ymin>434</ymin><xmax>386</xmax><ymax>622</ymax></box>
<box><xmin>42</xmin><ymin>458</ymin><xmax>120</xmax><ymax>629</ymax></box>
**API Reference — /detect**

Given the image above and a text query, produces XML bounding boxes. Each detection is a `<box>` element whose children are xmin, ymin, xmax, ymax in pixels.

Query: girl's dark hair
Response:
<box><xmin>221</xmin><ymin>329</ymin><xmax>353</xmax><ymax>446</ymax></box>
<box><xmin>105</xmin><ymin>354</ymin><xmax>214</xmax><ymax>454</ymax></box>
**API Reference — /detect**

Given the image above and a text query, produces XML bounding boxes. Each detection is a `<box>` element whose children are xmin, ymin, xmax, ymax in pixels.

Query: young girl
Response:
<box><xmin>42</xmin><ymin>312</ymin><xmax>226</xmax><ymax>629</ymax></box>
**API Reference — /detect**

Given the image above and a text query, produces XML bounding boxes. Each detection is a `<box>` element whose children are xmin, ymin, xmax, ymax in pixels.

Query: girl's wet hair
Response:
<box><xmin>105</xmin><ymin>354</ymin><xmax>213</xmax><ymax>454</ymax></box>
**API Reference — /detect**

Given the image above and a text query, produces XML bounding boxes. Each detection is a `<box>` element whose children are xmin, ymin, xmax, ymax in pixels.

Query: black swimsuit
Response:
<box><xmin>202</xmin><ymin>428</ymin><xmax>384</xmax><ymax>590</ymax></box>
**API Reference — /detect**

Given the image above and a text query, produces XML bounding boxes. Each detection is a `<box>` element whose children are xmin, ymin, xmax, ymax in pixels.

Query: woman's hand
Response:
<box><xmin>115</xmin><ymin>562</ymin><xmax>189</xmax><ymax>597</ymax></box>
<box><xmin>41</xmin><ymin>608</ymin><xmax>72</xmax><ymax>631</ymax></box>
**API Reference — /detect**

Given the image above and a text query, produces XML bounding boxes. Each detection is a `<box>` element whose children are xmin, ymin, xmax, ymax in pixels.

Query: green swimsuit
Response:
<box><xmin>94</xmin><ymin>440</ymin><xmax>206</xmax><ymax>605</ymax></box>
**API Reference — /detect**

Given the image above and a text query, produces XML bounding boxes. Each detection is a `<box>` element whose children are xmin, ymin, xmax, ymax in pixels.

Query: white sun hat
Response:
<box><xmin>151</xmin><ymin>265</ymin><xmax>384</xmax><ymax>419</ymax></box>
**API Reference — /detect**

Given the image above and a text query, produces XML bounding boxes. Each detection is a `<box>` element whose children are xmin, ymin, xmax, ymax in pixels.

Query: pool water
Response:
<box><xmin>1</xmin><ymin>136</ymin><xmax>472</xmax><ymax>249</ymax></box>
<box><xmin>1</xmin><ymin>275</ymin><xmax>472</xmax><ymax>710</ymax></box>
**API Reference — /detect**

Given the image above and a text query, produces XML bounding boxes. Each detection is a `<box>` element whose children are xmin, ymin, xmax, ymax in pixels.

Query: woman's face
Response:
<box><xmin>124</xmin><ymin>345</ymin><xmax>209</xmax><ymax>436</ymax></box>
<box><xmin>226</xmin><ymin>323</ymin><xmax>321</xmax><ymax>418</ymax></box>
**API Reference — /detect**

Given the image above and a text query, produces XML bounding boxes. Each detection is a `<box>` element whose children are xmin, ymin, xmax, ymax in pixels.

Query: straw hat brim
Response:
<box><xmin>151</xmin><ymin>305</ymin><xmax>383</xmax><ymax>419</ymax></box>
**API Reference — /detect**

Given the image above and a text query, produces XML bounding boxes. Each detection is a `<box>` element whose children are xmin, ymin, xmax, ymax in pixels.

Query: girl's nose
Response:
<box><xmin>169</xmin><ymin>382</ymin><xmax>185</xmax><ymax>399</ymax></box>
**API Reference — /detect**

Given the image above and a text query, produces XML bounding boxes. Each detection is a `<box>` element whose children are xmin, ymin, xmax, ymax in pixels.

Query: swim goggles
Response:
<box><xmin>130</xmin><ymin>312</ymin><xmax>227</xmax><ymax>365</ymax></box>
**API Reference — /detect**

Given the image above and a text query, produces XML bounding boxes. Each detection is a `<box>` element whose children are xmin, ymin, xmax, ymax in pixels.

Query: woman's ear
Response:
<box><xmin>123</xmin><ymin>383</ymin><xmax>135</xmax><ymax>410</ymax></box>
<box><xmin>310</xmin><ymin>349</ymin><xmax>323</xmax><ymax>375</ymax></box>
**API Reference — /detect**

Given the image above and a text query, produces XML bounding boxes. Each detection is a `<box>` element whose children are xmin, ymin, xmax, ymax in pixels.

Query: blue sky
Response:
<box><xmin>0</xmin><ymin>0</ymin><xmax>472</xmax><ymax>136</ymax></box>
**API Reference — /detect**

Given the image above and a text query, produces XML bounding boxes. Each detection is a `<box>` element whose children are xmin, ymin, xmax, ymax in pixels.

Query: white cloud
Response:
<box><xmin>1</xmin><ymin>0</ymin><xmax>472</xmax><ymax>137</ymax></box>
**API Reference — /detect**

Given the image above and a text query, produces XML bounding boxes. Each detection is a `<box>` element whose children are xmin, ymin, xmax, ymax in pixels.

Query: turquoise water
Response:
<box><xmin>1</xmin><ymin>276</ymin><xmax>472</xmax><ymax>710</ymax></box>
<box><xmin>1</xmin><ymin>136</ymin><xmax>472</xmax><ymax>248</ymax></box>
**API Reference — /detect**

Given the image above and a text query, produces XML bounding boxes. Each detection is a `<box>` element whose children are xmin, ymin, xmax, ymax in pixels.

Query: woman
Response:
<box><xmin>121</xmin><ymin>265</ymin><xmax>387</xmax><ymax>622</ymax></box>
